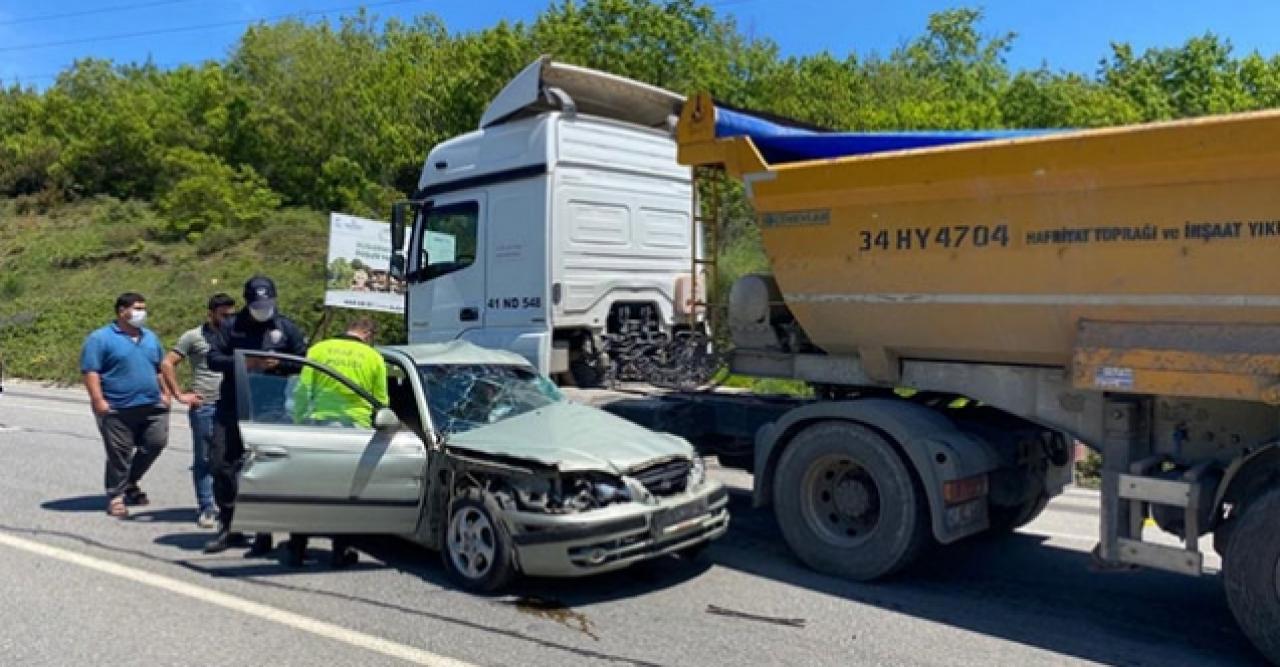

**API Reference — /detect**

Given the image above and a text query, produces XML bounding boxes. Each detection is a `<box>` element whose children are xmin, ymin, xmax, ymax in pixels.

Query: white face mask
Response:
<box><xmin>126</xmin><ymin>308</ymin><xmax>147</xmax><ymax>327</ymax></box>
<box><xmin>249</xmin><ymin>305</ymin><xmax>274</xmax><ymax>322</ymax></box>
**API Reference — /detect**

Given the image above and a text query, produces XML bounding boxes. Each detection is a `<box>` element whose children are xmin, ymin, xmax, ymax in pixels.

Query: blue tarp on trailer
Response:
<box><xmin>714</xmin><ymin>107</ymin><xmax>1059</xmax><ymax>164</ymax></box>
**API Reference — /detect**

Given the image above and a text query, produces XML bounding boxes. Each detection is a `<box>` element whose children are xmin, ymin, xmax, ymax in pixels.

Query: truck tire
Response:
<box><xmin>1223</xmin><ymin>487</ymin><xmax>1280</xmax><ymax>664</ymax></box>
<box><xmin>443</xmin><ymin>489</ymin><xmax>518</xmax><ymax>593</ymax></box>
<box><xmin>569</xmin><ymin>358</ymin><xmax>605</xmax><ymax>388</ymax></box>
<box><xmin>772</xmin><ymin>420</ymin><xmax>930</xmax><ymax>581</ymax></box>
<box><xmin>987</xmin><ymin>490</ymin><xmax>1051</xmax><ymax>534</ymax></box>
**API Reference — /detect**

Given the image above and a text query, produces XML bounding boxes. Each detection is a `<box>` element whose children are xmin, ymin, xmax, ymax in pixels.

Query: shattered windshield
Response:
<box><xmin>419</xmin><ymin>364</ymin><xmax>564</xmax><ymax>434</ymax></box>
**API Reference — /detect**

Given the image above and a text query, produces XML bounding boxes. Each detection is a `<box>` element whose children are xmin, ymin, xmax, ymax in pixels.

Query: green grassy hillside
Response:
<box><xmin>0</xmin><ymin>197</ymin><xmax>404</xmax><ymax>384</ymax></box>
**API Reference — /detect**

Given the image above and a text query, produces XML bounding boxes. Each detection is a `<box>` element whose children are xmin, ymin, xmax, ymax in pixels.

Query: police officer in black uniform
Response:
<box><xmin>203</xmin><ymin>276</ymin><xmax>308</xmax><ymax>556</ymax></box>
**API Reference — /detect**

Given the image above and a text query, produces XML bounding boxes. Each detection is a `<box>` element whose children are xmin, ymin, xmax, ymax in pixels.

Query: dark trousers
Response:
<box><xmin>98</xmin><ymin>405</ymin><xmax>169</xmax><ymax>498</ymax></box>
<box><xmin>209</xmin><ymin>419</ymin><xmax>297</xmax><ymax>550</ymax></box>
<box><xmin>209</xmin><ymin>420</ymin><xmax>244</xmax><ymax>523</ymax></box>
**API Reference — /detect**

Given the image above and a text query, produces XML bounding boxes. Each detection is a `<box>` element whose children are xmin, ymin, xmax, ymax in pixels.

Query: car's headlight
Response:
<box><xmin>559</xmin><ymin>475</ymin><xmax>632</xmax><ymax>511</ymax></box>
<box><xmin>593</xmin><ymin>479</ymin><xmax>631</xmax><ymax>504</ymax></box>
<box><xmin>688</xmin><ymin>456</ymin><xmax>707</xmax><ymax>487</ymax></box>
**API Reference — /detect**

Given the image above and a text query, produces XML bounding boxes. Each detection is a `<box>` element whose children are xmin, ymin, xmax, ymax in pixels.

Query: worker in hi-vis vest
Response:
<box><xmin>292</xmin><ymin>318</ymin><xmax>388</xmax><ymax>428</ymax></box>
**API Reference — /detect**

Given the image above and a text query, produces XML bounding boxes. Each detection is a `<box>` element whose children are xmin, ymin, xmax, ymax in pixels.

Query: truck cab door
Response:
<box><xmin>232</xmin><ymin>350</ymin><xmax>426</xmax><ymax>535</ymax></box>
<box><xmin>407</xmin><ymin>195</ymin><xmax>487</xmax><ymax>344</ymax></box>
<box><xmin>465</xmin><ymin>180</ymin><xmax>550</xmax><ymax>370</ymax></box>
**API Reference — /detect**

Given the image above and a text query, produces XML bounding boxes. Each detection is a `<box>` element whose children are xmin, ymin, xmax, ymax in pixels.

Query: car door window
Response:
<box><xmin>419</xmin><ymin>201</ymin><xmax>478</xmax><ymax>281</ymax></box>
<box><xmin>385</xmin><ymin>359</ymin><xmax>425</xmax><ymax>438</ymax></box>
<box><xmin>242</xmin><ymin>353</ymin><xmax>379</xmax><ymax>429</ymax></box>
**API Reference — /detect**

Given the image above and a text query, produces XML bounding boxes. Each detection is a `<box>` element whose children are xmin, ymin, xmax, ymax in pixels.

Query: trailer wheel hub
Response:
<box><xmin>803</xmin><ymin>456</ymin><xmax>882</xmax><ymax>545</ymax></box>
<box><xmin>834</xmin><ymin>477</ymin><xmax>873</xmax><ymax>517</ymax></box>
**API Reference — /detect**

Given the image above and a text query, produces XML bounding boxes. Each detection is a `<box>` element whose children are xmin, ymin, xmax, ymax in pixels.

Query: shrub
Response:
<box><xmin>193</xmin><ymin>223</ymin><xmax>254</xmax><ymax>257</ymax></box>
<box><xmin>1076</xmin><ymin>450</ymin><xmax>1103</xmax><ymax>488</ymax></box>
<box><xmin>155</xmin><ymin>148</ymin><xmax>282</xmax><ymax>241</ymax></box>
<box><xmin>0</xmin><ymin>133</ymin><xmax>62</xmax><ymax>196</ymax></box>
<box><xmin>93</xmin><ymin>196</ymin><xmax>157</xmax><ymax>228</ymax></box>
<box><xmin>0</xmin><ymin>274</ymin><xmax>22</xmax><ymax>300</ymax></box>
<box><xmin>254</xmin><ymin>208</ymin><xmax>327</xmax><ymax>264</ymax></box>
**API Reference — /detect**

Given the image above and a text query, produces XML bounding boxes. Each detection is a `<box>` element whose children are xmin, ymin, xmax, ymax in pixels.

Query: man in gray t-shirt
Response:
<box><xmin>161</xmin><ymin>293</ymin><xmax>236</xmax><ymax>527</ymax></box>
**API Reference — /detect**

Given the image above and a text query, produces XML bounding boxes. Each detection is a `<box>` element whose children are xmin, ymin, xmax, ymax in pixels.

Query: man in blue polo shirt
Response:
<box><xmin>81</xmin><ymin>292</ymin><xmax>172</xmax><ymax>519</ymax></box>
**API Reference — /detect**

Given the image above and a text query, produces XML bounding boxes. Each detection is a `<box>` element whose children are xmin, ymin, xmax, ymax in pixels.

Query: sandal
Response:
<box><xmin>106</xmin><ymin>496</ymin><xmax>128</xmax><ymax>518</ymax></box>
<box><xmin>123</xmin><ymin>486</ymin><xmax>150</xmax><ymax>506</ymax></box>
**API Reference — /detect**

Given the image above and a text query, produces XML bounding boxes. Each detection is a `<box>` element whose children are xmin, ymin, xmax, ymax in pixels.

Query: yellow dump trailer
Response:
<box><xmin>676</xmin><ymin>92</ymin><xmax>1280</xmax><ymax>662</ymax></box>
<box><xmin>681</xmin><ymin>92</ymin><xmax>1280</xmax><ymax>399</ymax></box>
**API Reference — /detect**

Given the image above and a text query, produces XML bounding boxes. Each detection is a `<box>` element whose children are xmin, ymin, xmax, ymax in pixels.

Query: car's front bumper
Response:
<box><xmin>504</xmin><ymin>481</ymin><xmax>730</xmax><ymax>577</ymax></box>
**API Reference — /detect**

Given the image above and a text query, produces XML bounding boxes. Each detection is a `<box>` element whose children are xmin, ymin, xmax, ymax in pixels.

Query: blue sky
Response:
<box><xmin>1</xmin><ymin>0</ymin><xmax>1277</xmax><ymax>87</ymax></box>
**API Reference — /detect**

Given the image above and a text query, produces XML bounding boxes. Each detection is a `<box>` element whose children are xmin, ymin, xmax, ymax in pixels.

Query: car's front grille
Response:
<box><xmin>631</xmin><ymin>458</ymin><xmax>691</xmax><ymax>496</ymax></box>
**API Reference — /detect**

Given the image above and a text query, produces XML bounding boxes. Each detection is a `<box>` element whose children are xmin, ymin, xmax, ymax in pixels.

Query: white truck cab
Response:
<box><xmin>392</xmin><ymin>58</ymin><xmax>699</xmax><ymax>385</ymax></box>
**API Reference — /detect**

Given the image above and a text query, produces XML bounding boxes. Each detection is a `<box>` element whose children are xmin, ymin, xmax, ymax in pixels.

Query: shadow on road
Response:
<box><xmin>41</xmin><ymin>495</ymin><xmax>105</xmax><ymax>512</ymax></box>
<box><xmin>130</xmin><ymin>508</ymin><xmax>198</xmax><ymax>524</ymax></box>
<box><xmin>153</xmin><ymin>532</ymin><xmax>214</xmax><ymax>551</ymax></box>
<box><xmin>112</xmin><ymin>488</ymin><xmax>1266</xmax><ymax>666</ymax></box>
<box><xmin>703</xmin><ymin>491</ymin><xmax>1265</xmax><ymax>666</ymax></box>
<box><xmin>42</xmin><ymin>497</ymin><xmax>197</xmax><ymax>525</ymax></box>
<box><xmin>336</xmin><ymin>533</ymin><xmax>713</xmax><ymax>602</ymax></box>
<box><xmin>163</xmin><ymin>533</ymin><xmax>686</xmax><ymax>667</ymax></box>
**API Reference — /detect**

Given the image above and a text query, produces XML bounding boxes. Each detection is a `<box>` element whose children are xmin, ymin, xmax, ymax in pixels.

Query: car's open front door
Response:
<box><xmin>232</xmin><ymin>350</ymin><xmax>426</xmax><ymax>535</ymax></box>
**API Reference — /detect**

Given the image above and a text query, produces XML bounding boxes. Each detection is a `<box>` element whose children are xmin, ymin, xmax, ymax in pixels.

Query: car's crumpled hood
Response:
<box><xmin>444</xmin><ymin>401</ymin><xmax>691</xmax><ymax>474</ymax></box>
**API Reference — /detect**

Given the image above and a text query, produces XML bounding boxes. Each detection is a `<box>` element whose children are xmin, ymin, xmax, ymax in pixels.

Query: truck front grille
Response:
<box><xmin>631</xmin><ymin>459</ymin><xmax>691</xmax><ymax>496</ymax></box>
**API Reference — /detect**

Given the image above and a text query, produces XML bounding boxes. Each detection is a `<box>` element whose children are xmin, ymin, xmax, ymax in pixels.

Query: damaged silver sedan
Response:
<box><xmin>230</xmin><ymin>341</ymin><xmax>729</xmax><ymax>591</ymax></box>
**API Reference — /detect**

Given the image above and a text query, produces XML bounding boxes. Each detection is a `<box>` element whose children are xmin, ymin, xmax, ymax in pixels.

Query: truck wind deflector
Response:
<box><xmin>479</xmin><ymin>56</ymin><xmax>683</xmax><ymax>130</ymax></box>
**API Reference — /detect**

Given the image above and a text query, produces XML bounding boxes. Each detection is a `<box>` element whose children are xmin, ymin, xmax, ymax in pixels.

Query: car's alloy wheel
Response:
<box><xmin>443</xmin><ymin>489</ymin><xmax>517</xmax><ymax>593</ymax></box>
<box><xmin>448</xmin><ymin>505</ymin><xmax>497</xmax><ymax>579</ymax></box>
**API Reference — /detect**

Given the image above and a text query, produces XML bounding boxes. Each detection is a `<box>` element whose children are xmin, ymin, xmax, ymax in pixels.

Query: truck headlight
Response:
<box><xmin>689</xmin><ymin>456</ymin><xmax>707</xmax><ymax>487</ymax></box>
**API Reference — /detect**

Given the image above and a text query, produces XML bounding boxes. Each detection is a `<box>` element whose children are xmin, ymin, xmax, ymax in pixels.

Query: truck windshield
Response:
<box><xmin>419</xmin><ymin>363</ymin><xmax>563</xmax><ymax>434</ymax></box>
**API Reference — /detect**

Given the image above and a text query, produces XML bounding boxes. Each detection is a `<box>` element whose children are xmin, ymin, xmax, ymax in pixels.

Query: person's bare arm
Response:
<box><xmin>83</xmin><ymin>372</ymin><xmax>110</xmax><ymax>416</ymax></box>
<box><xmin>161</xmin><ymin>351</ymin><xmax>199</xmax><ymax>406</ymax></box>
<box><xmin>157</xmin><ymin>371</ymin><xmax>173</xmax><ymax>408</ymax></box>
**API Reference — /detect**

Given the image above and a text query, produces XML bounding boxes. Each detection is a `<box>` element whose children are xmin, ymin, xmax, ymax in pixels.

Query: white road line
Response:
<box><xmin>0</xmin><ymin>531</ymin><xmax>475</xmax><ymax>667</ymax></box>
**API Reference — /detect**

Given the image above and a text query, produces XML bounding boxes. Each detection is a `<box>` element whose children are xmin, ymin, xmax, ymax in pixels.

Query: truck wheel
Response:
<box><xmin>773</xmin><ymin>421</ymin><xmax>930</xmax><ymax>581</ymax></box>
<box><xmin>987</xmin><ymin>490</ymin><xmax>1051</xmax><ymax>534</ymax></box>
<box><xmin>443</xmin><ymin>489</ymin><xmax>518</xmax><ymax>593</ymax></box>
<box><xmin>1223</xmin><ymin>488</ymin><xmax>1280</xmax><ymax>664</ymax></box>
<box><xmin>569</xmin><ymin>358</ymin><xmax>605</xmax><ymax>388</ymax></box>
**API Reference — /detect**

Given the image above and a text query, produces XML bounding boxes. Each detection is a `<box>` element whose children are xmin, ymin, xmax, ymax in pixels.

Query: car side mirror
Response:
<box><xmin>374</xmin><ymin>407</ymin><xmax>400</xmax><ymax>431</ymax></box>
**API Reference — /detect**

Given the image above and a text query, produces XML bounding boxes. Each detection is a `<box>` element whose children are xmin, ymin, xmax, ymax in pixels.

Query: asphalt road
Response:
<box><xmin>0</xmin><ymin>380</ymin><xmax>1267</xmax><ymax>666</ymax></box>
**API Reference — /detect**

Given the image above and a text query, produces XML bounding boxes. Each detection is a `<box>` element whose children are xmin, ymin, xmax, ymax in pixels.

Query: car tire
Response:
<box><xmin>1223</xmin><ymin>487</ymin><xmax>1280</xmax><ymax>665</ymax></box>
<box><xmin>773</xmin><ymin>420</ymin><xmax>930</xmax><ymax>581</ymax></box>
<box><xmin>443</xmin><ymin>489</ymin><xmax>518</xmax><ymax>593</ymax></box>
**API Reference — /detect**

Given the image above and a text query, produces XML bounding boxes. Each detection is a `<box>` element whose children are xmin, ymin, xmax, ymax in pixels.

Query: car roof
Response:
<box><xmin>379</xmin><ymin>340</ymin><xmax>534</xmax><ymax>368</ymax></box>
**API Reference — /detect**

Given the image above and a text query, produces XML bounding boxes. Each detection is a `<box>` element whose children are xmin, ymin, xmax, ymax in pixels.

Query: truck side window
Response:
<box><xmin>421</xmin><ymin>201</ymin><xmax>478</xmax><ymax>281</ymax></box>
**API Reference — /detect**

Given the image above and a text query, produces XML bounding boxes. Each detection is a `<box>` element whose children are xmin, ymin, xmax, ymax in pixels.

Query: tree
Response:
<box><xmin>155</xmin><ymin>148</ymin><xmax>281</xmax><ymax>240</ymax></box>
